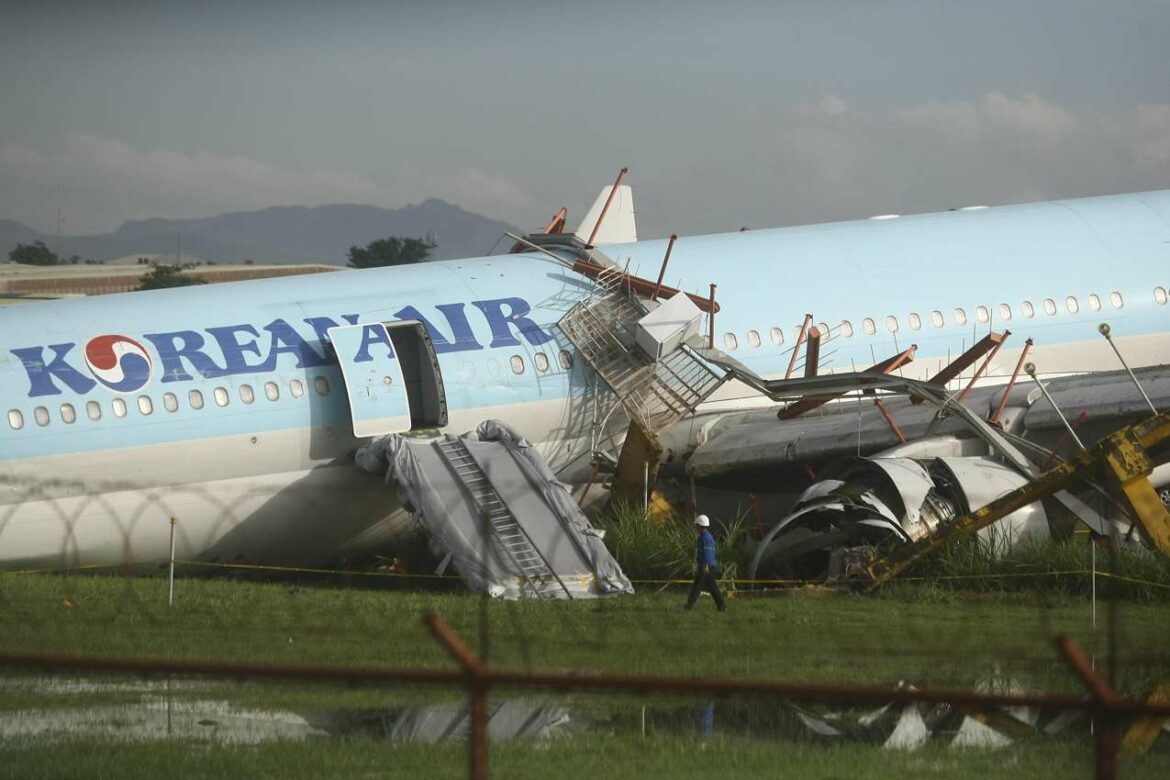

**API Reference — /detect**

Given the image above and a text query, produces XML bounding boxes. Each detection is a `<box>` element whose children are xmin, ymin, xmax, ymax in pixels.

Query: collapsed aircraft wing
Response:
<box><xmin>689</xmin><ymin>366</ymin><xmax>1170</xmax><ymax>480</ymax></box>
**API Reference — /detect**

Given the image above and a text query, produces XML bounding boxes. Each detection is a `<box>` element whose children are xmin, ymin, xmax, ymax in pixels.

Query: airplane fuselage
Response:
<box><xmin>3</xmin><ymin>190</ymin><xmax>1169</xmax><ymax>569</ymax></box>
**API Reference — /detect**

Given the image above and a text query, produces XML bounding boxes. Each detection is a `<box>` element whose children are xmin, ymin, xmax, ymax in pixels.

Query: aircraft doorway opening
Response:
<box><xmin>388</xmin><ymin>321</ymin><xmax>448</xmax><ymax>430</ymax></box>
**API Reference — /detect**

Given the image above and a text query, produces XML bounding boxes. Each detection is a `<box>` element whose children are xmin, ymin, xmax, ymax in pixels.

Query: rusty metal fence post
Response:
<box><xmin>425</xmin><ymin>614</ymin><xmax>489</xmax><ymax>780</ymax></box>
<box><xmin>1057</xmin><ymin>636</ymin><xmax>1119</xmax><ymax>780</ymax></box>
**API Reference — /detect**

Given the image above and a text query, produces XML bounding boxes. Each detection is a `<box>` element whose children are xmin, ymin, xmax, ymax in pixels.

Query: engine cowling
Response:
<box><xmin>747</xmin><ymin>456</ymin><xmax>1052</xmax><ymax>581</ymax></box>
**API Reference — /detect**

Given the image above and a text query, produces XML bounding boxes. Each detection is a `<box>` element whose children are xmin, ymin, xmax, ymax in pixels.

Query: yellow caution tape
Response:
<box><xmin>4</xmin><ymin>558</ymin><xmax>1168</xmax><ymax>593</ymax></box>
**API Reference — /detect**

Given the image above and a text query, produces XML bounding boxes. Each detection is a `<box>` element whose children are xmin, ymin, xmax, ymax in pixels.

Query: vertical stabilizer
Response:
<box><xmin>573</xmin><ymin>185</ymin><xmax>637</xmax><ymax>245</ymax></box>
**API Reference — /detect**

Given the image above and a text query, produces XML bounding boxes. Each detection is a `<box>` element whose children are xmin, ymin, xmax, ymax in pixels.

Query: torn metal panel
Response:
<box><xmin>748</xmin><ymin>456</ymin><xmax>1053</xmax><ymax>581</ymax></box>
<box><xmin>934</xmin><ymin>457</ymin><xmax>1051</xmax><ymax>543</ymax></box>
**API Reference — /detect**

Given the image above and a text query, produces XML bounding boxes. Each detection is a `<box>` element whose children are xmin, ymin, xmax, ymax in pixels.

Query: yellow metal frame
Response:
<box><xmin>865</xmin><ymin>411</ymin><xmax>1170</xmax><ymax>587</ymax></box>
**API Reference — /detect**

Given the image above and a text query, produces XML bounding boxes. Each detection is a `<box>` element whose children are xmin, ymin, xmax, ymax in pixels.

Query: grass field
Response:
<box><xmin>6</xmin><ymin>735</ymin><xmax>1170</xmax><ymax>780</ymax></box>
<box><xmin>1</xmin><ymin>573</ymin><xmax>1169</xmax><ymax>777</ymax></box>
<box><xmin>2</xmin><ymin>573</ymin><xmax>1168</xmax><ymax>688</ymax></box>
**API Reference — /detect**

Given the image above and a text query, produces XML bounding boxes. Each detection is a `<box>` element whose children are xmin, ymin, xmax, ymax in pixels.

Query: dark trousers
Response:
<box><xmin>685</xmin><ymin>568</ymin><xmax>727</xmax><ymax>611</ymax></box>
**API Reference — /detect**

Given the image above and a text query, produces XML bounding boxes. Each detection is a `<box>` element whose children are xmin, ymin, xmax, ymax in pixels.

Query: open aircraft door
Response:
<box><xmin>328</xmin><ymin>323</ymin><xmax>411</xmax><ymax>437</ymax></box>
<box><xmin>328</xmin><ymin>322</ymin><xmax>448</xmax><ymax>438</ymax></box>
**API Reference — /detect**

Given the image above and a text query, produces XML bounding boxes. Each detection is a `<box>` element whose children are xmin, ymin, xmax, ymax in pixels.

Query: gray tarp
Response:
<box><xmin>355</xmin><ymin>420</ymin><xmax>633</xmax><ymax>599</ymax></box>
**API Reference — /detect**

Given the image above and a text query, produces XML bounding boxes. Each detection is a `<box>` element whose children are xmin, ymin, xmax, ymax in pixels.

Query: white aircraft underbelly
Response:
<box><xmin>0</xmin><ymin>395</ymin><xmax>608</xmax><ymax>570</ymax></box>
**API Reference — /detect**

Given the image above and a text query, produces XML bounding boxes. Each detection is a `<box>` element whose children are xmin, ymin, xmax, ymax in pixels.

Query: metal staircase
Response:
<box><xmin>559</xmin><ymin>286</ymin><xmax>727</xmax><ymax>437</ymax></box>
<box><xmin>435</xmin><ymin>438</ymin><xmax>570</xmax><ymax>599</ymax></box>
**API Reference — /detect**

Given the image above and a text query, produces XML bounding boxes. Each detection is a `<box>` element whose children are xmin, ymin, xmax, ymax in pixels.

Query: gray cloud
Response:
<box><xmin>3</xmin><ymin>2</ymin><xmax>1168</xmax><ymax>241</ymax></box>
<box><xmin>0</xmin><ymin>135</ymin><xmax>530</xmax><ymax>234</ymax></box>
<box><xmin>634</xmin><ymin>93</ymin><xmax>1170</xmax><ymax>237</ymax></box>
<box><xmin>1</xmin><ymin>93</ymin><xmax>1167</xmax><ymax>239</ymax></box>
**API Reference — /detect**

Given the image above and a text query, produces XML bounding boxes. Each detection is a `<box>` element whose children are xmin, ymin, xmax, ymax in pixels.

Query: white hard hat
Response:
<box><xmin>694</xmin><ymin>514</ymin><xmax>710</xmax><ymax>527</ymax></box>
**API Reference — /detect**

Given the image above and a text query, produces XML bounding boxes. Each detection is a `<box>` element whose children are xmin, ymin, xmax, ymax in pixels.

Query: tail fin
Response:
<box><xmin>573</xmin><ymin>185</ymin><xmax>637</xmax><ymax>245</ymax></box>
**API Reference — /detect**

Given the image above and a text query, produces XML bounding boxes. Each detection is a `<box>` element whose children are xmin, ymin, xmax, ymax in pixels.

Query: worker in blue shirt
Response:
<box><xmin>684</xmin><ymin>515</ymin><xmax>727</xmax><ymax>611</ymax></box>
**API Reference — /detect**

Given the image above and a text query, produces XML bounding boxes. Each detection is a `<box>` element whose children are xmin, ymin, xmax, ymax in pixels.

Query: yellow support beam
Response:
<box><xmin>610</xmin><ymin>421</ymin><xmax>662</xmax><ymax>508</ymax></box>
<box><xmin>1122</xmin><ymin>684</ymin><xmax>1170</xmax><ymax>756</ymax></box>
<box><xmin>1101</xmin><ymin>423</ymin><xmax>1170</xmax><ymax>557</ymax></box>
<box><xmin>865</xmin><ymin>410</ymin><xmax>1170</xmax><ymax>587</ymax></box>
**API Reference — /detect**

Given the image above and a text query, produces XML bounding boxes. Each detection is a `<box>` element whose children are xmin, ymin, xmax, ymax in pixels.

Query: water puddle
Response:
<box><xmin>0</xmin><ymin>674</ymin><xmax>1166</xmax><ymax>751</ymax></box>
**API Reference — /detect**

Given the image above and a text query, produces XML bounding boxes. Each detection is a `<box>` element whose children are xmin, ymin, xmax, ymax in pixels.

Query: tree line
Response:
<box><xmin>7</xmin><ymin>234</ymin><xmax>437</xmax><ymax>290</ymax></box>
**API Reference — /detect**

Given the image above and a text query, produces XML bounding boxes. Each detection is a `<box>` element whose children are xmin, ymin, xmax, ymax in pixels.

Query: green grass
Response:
<box><xmin>593</xmin><ymin>501</ymin><xmax>755</xmax><ymax>584</ymax></box>
<box><xmin>2</xmin><ymin>735</ymin><xmax>1168</xmax><ymax>780</ymax></box>
<box><xmin>905</xmin><ymin>535</ymin><xmax>1170</xmax><ymax>600</ymax></box>
<box><xmin>594</xmin><ymin>502</ymin><xmax>1170</xmax><ymax>602</ymax></box>
<box><xmin>3</xmin><ymin>574</ymin><xmax>1169</xmax><ymax>777</ymax></box>
<box><xmin>1</xmin><ymin>573</ymin><xmax>1168</xmax><ymax>695</ymax></box>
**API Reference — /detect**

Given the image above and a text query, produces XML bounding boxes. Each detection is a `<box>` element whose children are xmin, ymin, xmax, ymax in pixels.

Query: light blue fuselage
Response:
<box><xmin>2</xmin><ymin>190</ymin><xmax>1168</xmax><ymax>568</ymax></box>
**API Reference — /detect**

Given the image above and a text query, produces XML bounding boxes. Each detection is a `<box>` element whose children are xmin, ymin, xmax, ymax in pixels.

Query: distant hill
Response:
<box><xmin>1</xmin><ymin>200</ymin><xmax>519</xmax><ymax>266</ymax></box>
<box><xmin>0</xmin><ymin>219</ymin><xmax>42</xmax><ymax>251</ymax></box>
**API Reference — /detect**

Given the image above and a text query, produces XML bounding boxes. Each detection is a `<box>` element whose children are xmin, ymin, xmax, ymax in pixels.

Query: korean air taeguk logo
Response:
<box><xmin>82</xmin><ymin>335</ymin><xmax>153</xmax><ymax>393</ymax></box>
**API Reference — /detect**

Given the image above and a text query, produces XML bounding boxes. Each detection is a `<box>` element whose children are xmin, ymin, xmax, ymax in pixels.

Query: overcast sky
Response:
<box><xmin>2</xmin><ymin>0</ymin><xmax>1168</xmax><ymax>238</ymax></box>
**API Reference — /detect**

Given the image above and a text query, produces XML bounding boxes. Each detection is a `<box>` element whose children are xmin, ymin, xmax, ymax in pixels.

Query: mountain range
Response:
<box><xmin>0</xmin><ymin>200</ymin><xmax>520</xmax><ymax>266</ymax></box>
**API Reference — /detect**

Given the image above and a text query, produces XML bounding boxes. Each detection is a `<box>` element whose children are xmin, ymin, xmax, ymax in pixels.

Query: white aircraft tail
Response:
<box><xmin>573</xmin><ymin>185</ymin><xmax>637</xmax><ymax>246</ymax></box>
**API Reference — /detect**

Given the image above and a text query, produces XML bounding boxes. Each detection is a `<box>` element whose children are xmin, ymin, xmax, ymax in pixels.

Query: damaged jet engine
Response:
<box><xmin>747</xmin><ymin>455</ymin><xmax>1064</xmax><ymax>581</ymax></box>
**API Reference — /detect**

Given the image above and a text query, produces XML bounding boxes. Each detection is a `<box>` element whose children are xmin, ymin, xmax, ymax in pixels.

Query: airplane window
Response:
<box><xmin>885</xmin><ymin>315</ymin><xmax>898</xmax><ymax>333</ymax></box>
<box><xmin>1043</xmin><ymin>298</ymin><xmax>1057</xmax><ymax>316</ymax></box>
<box><xmin>1110</xmin><ymin>291</ymin><xmax>1124</xmax><ymax>309</ymax></box>
<box><xmin>112</xmin><ymin>398</ymin><xmax>127</xmax><ymax>418</ymax></box>
<box><xmin>1066</xmin><ymin>296</ymin><xmax>1079</xmax><ymax>314</ymax></box>
<box><xmin>264</xmin><ymin>382</ymin><xmax>279</xmax><ymax>401</ymax></box>
<box><xmin>138</xmin><ymin>396</ymin><xmax>153</xmax><ymax>415</ymax></box>
<box><xmin>1088</xmin><ymin>293</ymin><xmax>1101</xmax><ymax>311</ymax></box>
<box><xmin>999</xmin><ymin>303</ymin><xmax>1012</xmax><ymax>321</ymax></box>
<box><xmin>953</xmin><ymin>308</ymin><xmax>967</xmax><ymax>326</ymax></box>
<box><xmin>214</xmin><ymin>387</ymin><xmax>230</xmax><ymax>407</ymax></box>
<box><xmin>163</xmin><ymin>393</ymin><xmax>178</xmax><ymax>412</ymax></box>
<box><xmin>840</xmin><ymin>320</ymin><xmax>854</xmax><ymax>338</ymax></box>
<box><xmin>290</xmin><ymin>379</ymin><xmax>305</xmax><ymax>398</ymax></box>
<box><xmin>239</xmin><ymin>385</ymin><xmax>255</xmax><ymax>404</ymax></box>
<box><xmin>34</xmin><ymin>406</ymin><xmax>50</xmax><ymax>427</ymax></box>
<box><xmin>459</xmin><ymin>362</ymin><xmax>475</xmax><ymax>380</ymax></box>
<box><xmin>534</xmin><ymin>352</ymin><xmax>550</xmax><ymax>372</ymax></box>
<box><xmin>189</xmin><ymin>390</ymin><xmax>204</xmax><ymax>410</ymax></box>
<box><xmin>908</xmin><ymin>313</ymin><xmax>921</xmax><ymax>331</ymax></box>
<box><xmin>510</xmin><ymin>355</ymin><xmax>525</xmax><ymax>374</ymax></box>
<box><xmin>7</xmin><ymin>410</ymin><xmax>22</xmax><ymax>430</ymax></box>
<box><xmin>86</xmin><ymin>401</ymin><xmax>101</xmax><ymax>421</ymax></box>
<box><xmin>862</xmin><ymin>317</ymin><xmax>876</xmax><ymax>335</ymax></box>
<box><xmin>314</xmin><ymin>376</ymin><xmax>330</xmax><ymax>395</ymax></box>
<box><xmin>723</xmin><ymin>333</ymin><xmax>738</xmax><ymax>350</ymax></box>
<box><xmin>558</xmin><ymin>350</ymin><xmax>574</xmax><ymax>370</ymax></box>
<box><xmin>975</xmin><ymin>305</ymin><xmax>990</xmax><ymax>324</ymax></box>
<box><xmin>1021</xmin><ymin>301</ymin><xmax>1035</xmax><ymax>318</ymax></box>
<box><xmin>487</xmin><ymin>358</ymin><xmax>501</xmax><ymax>376</ymax></box>
<box><xmin>769</xmin><ymin>327</ymin><xmax>785</xmax><ymax>345</ymax></box>
<box><xmin>746</xmin><ymin>330</ymin><xmax>761</xmax><ymax>348</ymax></box>
<box><xmin>60</xmin><ymin>403</ymin><xmax>76</xmax><ymax>424</ymax></box>
<box><xmin>930</xmin><ymin>310</ymin><xmax>944</xmax><ymax>328</ymax></box>
<box><xmin>1156</xmin><ymin>287</ymin><xmax>1168</xmax><ymax>305</ymax></box>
